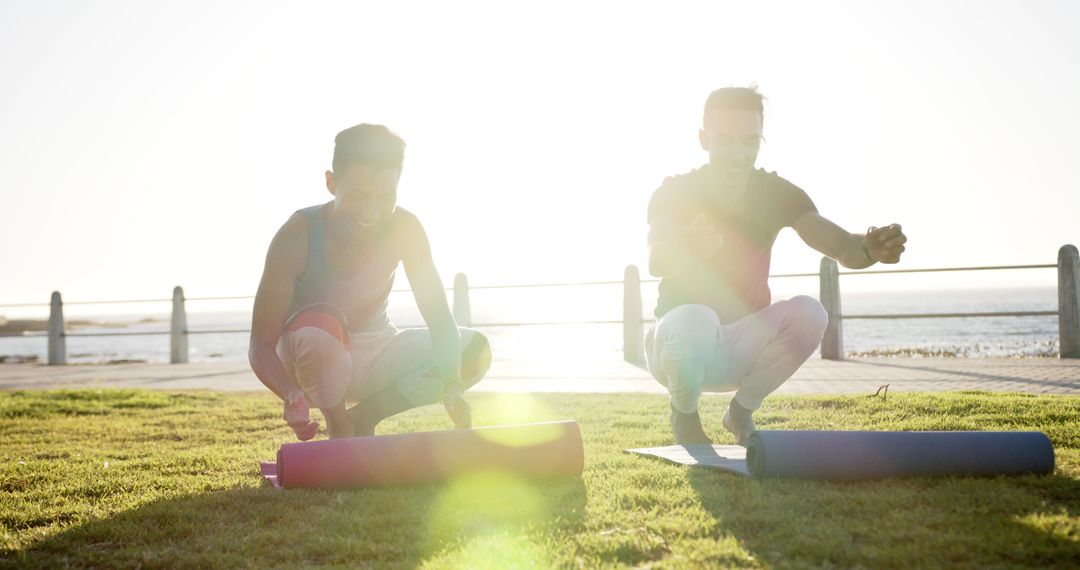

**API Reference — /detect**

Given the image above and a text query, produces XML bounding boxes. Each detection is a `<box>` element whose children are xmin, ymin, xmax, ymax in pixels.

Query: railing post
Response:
<box><xmin>819</xmin><ymin>257</ymin><xmax>844</xmax><ymax>360</ymax></box>
<box><xmin>1059</xmin><ymin>244</ymin><xmax>1080</xmax><ymax>359</ymax></box>
<box><xmin>47</xmin><ymin>291</ymin><xmax>66</xmax><ymax>365</ymax></box>
<box><xmin>170</xmin><ymin>286</ymin><xmax>188</xmax><ymax>364</ymax></box>
<box><xmin>453</xmin><ymin>273</ymin><xmax>471</xmax><ymax>327</ymax></box>
<box><xmin>623</xmin><ymin>265</ymin><xmax>645</xmax><ymax>365</ymax></box>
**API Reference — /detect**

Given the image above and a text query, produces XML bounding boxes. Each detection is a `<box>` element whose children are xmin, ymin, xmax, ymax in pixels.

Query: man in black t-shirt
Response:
<box><xmin>646</xmin><ymin>87</ymin><xmax>906</xmax><ymax>445</ymax></box>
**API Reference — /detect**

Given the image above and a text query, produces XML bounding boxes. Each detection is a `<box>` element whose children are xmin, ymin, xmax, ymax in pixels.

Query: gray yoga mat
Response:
<box><xmin>628</xmin><ymin>431</ymin><xmax>1055</xmax><ymax>481</ymax></box>
<box><xmin>626</xmin><ymin>444</ymin><xmax>750</xmax><ymax>477</ymax></box>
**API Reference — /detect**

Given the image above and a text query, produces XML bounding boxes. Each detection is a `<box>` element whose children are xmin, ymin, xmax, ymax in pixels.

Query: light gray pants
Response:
<box><xmin>277</xmin><ymin>326</ymin><xmax>491</xmax><ymax>409</ymax></box>
<box><xmin>645</xmin><ymin>296</ymin><xmax>828</xmax><ymax>413</ymax></box>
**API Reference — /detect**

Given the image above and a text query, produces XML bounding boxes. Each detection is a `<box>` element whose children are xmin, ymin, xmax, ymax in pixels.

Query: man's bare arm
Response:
<box><xmin>248</xmin><ymin>216</ymin><xmax>307</xmax><ymax>401</ymax></box>
<box><xmin>402</xmin><ymin>216</ymin><xmax>461</xmax><ymax>384</ymax></box>
<box><xmin>793</xmin><ymin>212</ymin><xmax>906</xmax><ymax>268</ymax></box>
<box><xmin>401</xmin><ymin>213</ymin><xmax>471</xmax><ymax>427</ymax></box>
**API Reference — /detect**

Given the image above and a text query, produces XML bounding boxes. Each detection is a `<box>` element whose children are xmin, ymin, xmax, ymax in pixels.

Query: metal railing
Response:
<box><xmin>4</xmin><ymin>244</ymin><xmax>1078</xmax><ymax>364</ymax></box>
<box><xmin>814</xmin><ymin>246</ymin><xmax>1079</xmax><ymax>360</ymax></box>
<box><xmin>620</xmin><ymin>246</ymin><xmax>1078</xmax><ymax>363</ymax></box>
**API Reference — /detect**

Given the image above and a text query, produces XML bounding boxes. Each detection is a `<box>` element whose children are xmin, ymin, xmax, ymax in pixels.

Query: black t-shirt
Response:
<box><xmin>648</xmin><ymin>164</ymin><xmax>817</xmax><ymax>323</ymax></box>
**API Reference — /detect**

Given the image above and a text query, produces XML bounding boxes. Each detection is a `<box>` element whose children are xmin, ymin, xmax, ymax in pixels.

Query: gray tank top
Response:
<box><xmin>288</xmin><ymin>202</ymin><xmax>397</xmax><ymax>333</ymax></box>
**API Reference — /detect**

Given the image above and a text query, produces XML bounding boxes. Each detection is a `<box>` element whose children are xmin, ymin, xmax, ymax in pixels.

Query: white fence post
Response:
<box><xmin>1059</xmin><ymin>244</ymin><xmax>1080</xmax><ymax>359</ymax></box>
<box><xmin>819</xmin><ymin>257</ymin><xmax>844</xmax><ymax>360</ymax></box>
<box><xmin>623</xmin><ymin>265</ymin><xmax>644</xmax><ymax>365</ymax></box>
<box><xmin>453</xmin><ymin>273</ymin><xmax>472</xmax><ymax>327</ymax></box>
<box><xmin>47</xmin><ymin>291</ymin><xmax>66</xmax><ymax>365</ymax></box>
<box><xmin>170</xmin><ymin>286</ymin><xmax>188</xmax><ymax>363</ymax></box>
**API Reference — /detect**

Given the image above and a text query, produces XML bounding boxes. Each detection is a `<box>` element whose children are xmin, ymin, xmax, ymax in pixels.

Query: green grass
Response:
<box><xmin>1</xmin><ymin>389</ymin><xmax>1078</xmax><ymax>569</ymax></box>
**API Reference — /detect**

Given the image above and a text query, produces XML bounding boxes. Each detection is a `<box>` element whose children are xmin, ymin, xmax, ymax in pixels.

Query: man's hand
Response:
<box><xmin>443</xmin><ymin>381</ymin><xmax>472</xmax><ymax>430</ymax></box>
<box><xmin>283</xmin><ymin>390</ymin><xmax>319</xmax><ymax>441</ymax></box>
<box><xmin>682</xmin><ymin>214</ymin><xmax>726</xmax><ymax>259</ymax></box>
<box><xmin>865</xmin><ymin>224</ymin><xmax>906</xmax><ymax>264</ymax></box>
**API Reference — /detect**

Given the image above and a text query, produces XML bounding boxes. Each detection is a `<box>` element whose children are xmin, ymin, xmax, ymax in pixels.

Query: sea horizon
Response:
<box><xmin>0</xmin><ymin>285</ymin><xmax>1064</xmax><ymax>364</ymax></box>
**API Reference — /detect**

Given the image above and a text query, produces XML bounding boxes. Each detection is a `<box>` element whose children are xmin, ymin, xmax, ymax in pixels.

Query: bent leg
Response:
<box><xmin>276</xmin><ymin>326</ymin><xmax>354</xmax><ymax>438</ymax></box>
<box><xmin>276</xmin><ymin>327</ymin><xmax>353</xmax><ymax>410</ymax></box>
<box><xmin>720</xmin><ymin>295</ymin><xmax>828</xmax><ymax>410</ymax></box>
<box><xmin>646</xmin><ymin>304</ymin><xmax>723</xmax><ymax>414</ymax></box>
<box><xmin>645</xmin><ymin>304</ymin><xmax>723</xmax><ymax>444</ymax></box>
<box><xmin>346</xmin><ymin>328</ymin><xmax>492</xmax><ymax>435</ymax></box>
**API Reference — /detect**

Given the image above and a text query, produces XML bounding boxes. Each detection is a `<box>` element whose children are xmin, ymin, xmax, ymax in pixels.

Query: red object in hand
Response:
<box><xmin>291</xmin><ymin>420</ymin><xmax>319</xmax><ymax>441</ymax></box>
<box><xmin>284</xmin><ymin>392</ymin><xmax>319</xmax><ymax>441</ymax></box>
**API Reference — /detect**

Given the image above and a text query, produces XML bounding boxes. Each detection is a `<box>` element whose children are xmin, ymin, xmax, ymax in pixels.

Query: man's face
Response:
<box><xmin>326</xmin><ymin>163</ymin><xmax>400</xmax><ymax>236</ymax></box>
<box><xmin>699</xmin><ymin>107</ymin><xmax>763</xmax><ymax>185</ymax></box>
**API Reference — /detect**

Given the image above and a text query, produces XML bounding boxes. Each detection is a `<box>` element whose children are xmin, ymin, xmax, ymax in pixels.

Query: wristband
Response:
<box><xmin>862</xmin><ymin>227</ymin><xmax>876</xmax><ymax>262</ymax></box>
<box><xmin>285</xmin><ymin>390</ymin><xmax>307</xmax><ymax>407</ymax></box>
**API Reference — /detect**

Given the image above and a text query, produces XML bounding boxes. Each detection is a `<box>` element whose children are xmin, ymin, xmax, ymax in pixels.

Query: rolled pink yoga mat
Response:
<box><xmin>261</xmin><ymin>420</ymin><xmax>584</xmax><ymax>489</ymax></box>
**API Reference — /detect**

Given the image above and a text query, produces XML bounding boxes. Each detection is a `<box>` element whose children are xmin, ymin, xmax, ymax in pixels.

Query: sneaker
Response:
<box><xmin>669</xmin><ymin>403</ymin><xmax>712</xmax><ymax>445</ymax></box>
<box><xmin>721</xmin><ymin>406</ymin><xmax>755</xmax><ymax>447</ymax></box>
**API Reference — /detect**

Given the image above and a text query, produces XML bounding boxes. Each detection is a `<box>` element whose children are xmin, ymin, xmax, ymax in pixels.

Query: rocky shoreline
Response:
<box><xmin>0</xmin><ymin>318</ymin><xmax>161</xmax><ymax>336</ymax></box>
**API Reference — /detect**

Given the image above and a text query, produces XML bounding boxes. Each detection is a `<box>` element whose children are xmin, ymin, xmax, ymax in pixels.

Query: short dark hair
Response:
<box><xmin>703</xmin><ymin>86</ymin><xmax>766</xmax><ymax>125</ymax></box>
<box><xmin>332</xmin><ymin>123</ymin><xmax>406</xmax><ymax>174</ymax></box>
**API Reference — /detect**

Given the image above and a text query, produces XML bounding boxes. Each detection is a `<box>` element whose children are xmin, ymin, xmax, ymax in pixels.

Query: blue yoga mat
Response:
<box><xmin>746</xmin><ymin>430</ymin><xmax>1055</xmax><ymax>480</ymax></box>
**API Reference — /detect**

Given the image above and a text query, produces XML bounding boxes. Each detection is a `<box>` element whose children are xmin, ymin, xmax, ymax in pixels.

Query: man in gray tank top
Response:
<box><xmin>249</xmin><ymin>124</ymin><xmax>491</xmax><ymax>439</ymax></box>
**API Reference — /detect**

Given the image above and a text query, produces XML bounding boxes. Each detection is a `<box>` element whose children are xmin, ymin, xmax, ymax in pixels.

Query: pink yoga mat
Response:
<box><xmin>261</xmin><ymin>420</ymin><xmax>584</xmax><ymax>489</ymax></box>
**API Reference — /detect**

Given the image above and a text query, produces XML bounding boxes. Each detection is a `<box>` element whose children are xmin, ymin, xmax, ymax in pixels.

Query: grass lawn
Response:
<box><xmin>1</xmin><ymin>389</ymin><xmax>1078</xmax><ymax>569</ymax></box>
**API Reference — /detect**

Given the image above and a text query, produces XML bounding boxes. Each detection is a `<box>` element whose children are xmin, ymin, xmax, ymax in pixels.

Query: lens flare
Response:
<box><xmin>421</xmin><ymin>471</ymin><xmax>552</xmax><ymax>568</ymax></box>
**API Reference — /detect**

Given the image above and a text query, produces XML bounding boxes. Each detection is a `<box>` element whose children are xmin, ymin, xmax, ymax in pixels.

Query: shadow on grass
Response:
<box><xmin>687</xmin><ymin>468</ymin><xmax>1080</xmax><ymax>568</ymax></box>
<box><xmin>5</xmin><ymin>474</ymin><xmax>587</xmax><ymax>569</ymax></box>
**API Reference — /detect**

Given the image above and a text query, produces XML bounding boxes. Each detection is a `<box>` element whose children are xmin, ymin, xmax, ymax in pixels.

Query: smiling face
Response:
<box><xmin>699</xmin><ymin>107</ymin><xmax>763</xmax><ymax>187</ymax></box>
<box><xmin>325</xmin><ymin>163</ymin><xmax>400</xmax><ymax>238</ymax></box>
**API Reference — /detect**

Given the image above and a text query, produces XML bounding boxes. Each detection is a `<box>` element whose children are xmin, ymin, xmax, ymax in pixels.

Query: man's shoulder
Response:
<box><xmin>386</xmin><ymin>207</ymin><xmax>432</xmax><ymax>261</ymax></box>
<box><xmin>657</xmin><ymin>164</ymin><xmax>709</xmax><ymax>193</ymax></box>
<box><xmin>279</xmin><ymin>208</ymin><xmax>312</xmax><ymax>239</ymax></box>
<box><xmin>393</xmin><ymin>205</ymin><xmax>418</xmax><ymax>221</ymax></box>
<box><xmin>383</xmin><ymin>207</ymin><xmax>426</xmax><ymax>246</ymax></box>
<box><xmin>280</xmin><ymin>201</ymin><xmax>330</xmax><ymax>235</ymax></box>
<box><xmin>650</xmin><ymin>164</ymin><xmax>708</xmax><ymax>208</ymax></box>
<box><xmin>390</xmin><ymin>206</ymin><xmax>420</xmax><ymax>231</ymax></box>
<box><xmin>752</xmin><ymin>168</ymin><xmax>803</xmax><ymax>194</ymax></box>
<box><xmin>274</xmin><ymin>201</ymin><xmax>333</xmax><ymax>255</ymax></box>
<box><xmin>265</xmin><ymin>211</ymin><xmax>311</xmax><ymax>277</ymax></box>
<box><xmin>289</xmin><ymin>201</ymin><xmax>329</xmax><ymax>222</ymax></box>
<box><xmin>749</xmin><ymin>168</ymin><xmax>817</xmax><ymax>223</ymax></box>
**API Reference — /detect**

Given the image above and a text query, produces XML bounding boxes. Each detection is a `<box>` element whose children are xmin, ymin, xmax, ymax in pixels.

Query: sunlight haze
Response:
<box><xmin>2</xmin><ymin>0</ymin><xmax>1078</xmax><ymax>313</ymax></box>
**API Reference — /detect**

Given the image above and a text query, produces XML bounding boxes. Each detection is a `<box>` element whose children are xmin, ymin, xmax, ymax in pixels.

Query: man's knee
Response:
<box><xmin>655</xmin><ymin>304</ymin><xmax>722</xmax><ymax>356</ymax></box>
<box><xmin>292</xmin><ymin>327</ymin><xmax>349</xmax><ymax>361</ymax></box>
<box><xmin>285</xmin><ymin>328</ymin><xmax>352</xmax><ymax>408</ymax></box>
<box><xmin>460</xmin><ymin>330</ymin><xmax>492</xmax><ymax>388</ymax></box>
<box><xmin>650</xmin><ymin>305</ymin><xmax>719</xmax><ymax>399</ymax></box>
<box><xmin>786</xmin><ymin>295</ymin><xmax>828</xmax><ymax>344</ymax></box>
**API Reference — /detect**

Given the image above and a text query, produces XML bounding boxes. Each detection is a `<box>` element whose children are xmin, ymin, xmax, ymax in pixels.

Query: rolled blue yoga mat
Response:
<box><xmin>746</xmin><ymin>430</ymin><xmax>1055</xmax><ymax>480</ymax></box>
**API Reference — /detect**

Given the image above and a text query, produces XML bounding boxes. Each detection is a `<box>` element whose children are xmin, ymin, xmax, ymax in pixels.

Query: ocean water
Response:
<box><xmin>0</xmin><ymin>284</ymin><xmax>1063</xmax><ymax>364</ymax></box>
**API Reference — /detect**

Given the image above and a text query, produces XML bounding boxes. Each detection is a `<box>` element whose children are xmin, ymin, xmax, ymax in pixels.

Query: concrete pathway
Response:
<box><xmin>2</xmin><ymin>356</ymin><xmax>1078</xmax><ymax>396</ymax></box>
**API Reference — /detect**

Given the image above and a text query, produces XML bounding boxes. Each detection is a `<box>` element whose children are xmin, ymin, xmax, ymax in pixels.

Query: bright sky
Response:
<box><xmin>2</xmin><ymin>0</ymin><xmax>1078</xmax><ymax>313</ymax></box>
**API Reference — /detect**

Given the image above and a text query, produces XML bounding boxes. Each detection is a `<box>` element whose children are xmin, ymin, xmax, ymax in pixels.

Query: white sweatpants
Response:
<box><xmin>645</xmin><ymin>296</ymin><xmax>828</xmax><ymax>413</ymax></box>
